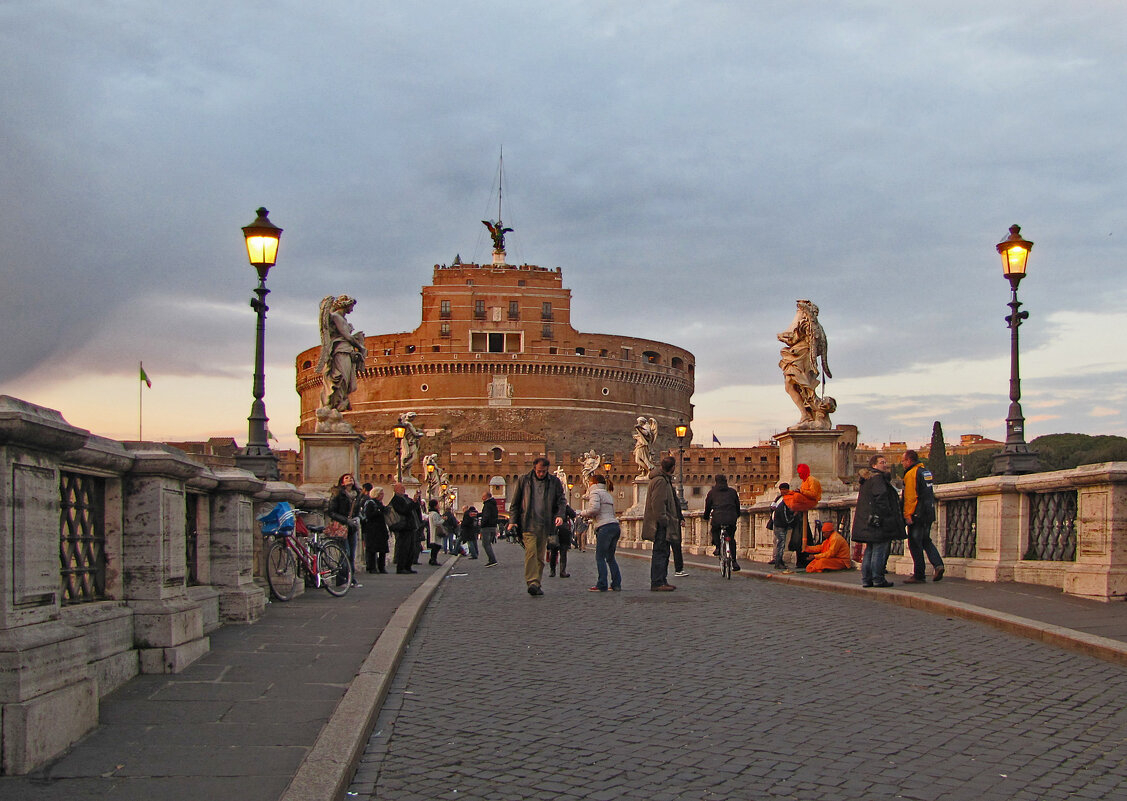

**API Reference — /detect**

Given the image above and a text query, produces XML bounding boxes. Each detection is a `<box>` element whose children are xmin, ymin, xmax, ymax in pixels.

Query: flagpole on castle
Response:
<box><xmin>139</xmin><ymin>362</ymin><xmax>144</xmax><ymax>440</ymax></box>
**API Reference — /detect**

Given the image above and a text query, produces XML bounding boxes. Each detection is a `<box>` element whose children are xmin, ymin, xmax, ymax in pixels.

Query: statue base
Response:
<box><xmin>625</xmin><ymin>477</ymin><xmax>649</xmax><ymax>516</ymax></box>
<box><xmin>767</xmin><ymin>428</ymin><xmax>854</xmax><ymax>501</ymax></box>
<box><xmin>299</xmin><ymin>432</ymin><xmax>363</xmax><ymax>486</ymax></box>
<box><xmin>492</xmin><ymin>250</ymin><xmax>507</xmax><ymax>266</ymax></box>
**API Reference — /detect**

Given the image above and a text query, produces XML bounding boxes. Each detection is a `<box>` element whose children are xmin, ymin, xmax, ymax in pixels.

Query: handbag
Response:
<box><xmin>547</xmin><ymin>533</ymin><xmax>560</xmax><ymax>549</ymax></box>
<box><xmin>383</xmin><ymin>503</ymin><xmax>404</xmax><ymax>532</ymax></box>
<box><xmin>324</xmin><ymin>520</ymin><xmax>347</xmax><ymax>538</ymax></box>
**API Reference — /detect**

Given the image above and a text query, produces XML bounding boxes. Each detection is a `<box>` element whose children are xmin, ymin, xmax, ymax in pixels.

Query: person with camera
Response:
<box><xmin>851</xmin><ymin>454</ymin><xmax>905</xmax><ymax>588</ymax></box>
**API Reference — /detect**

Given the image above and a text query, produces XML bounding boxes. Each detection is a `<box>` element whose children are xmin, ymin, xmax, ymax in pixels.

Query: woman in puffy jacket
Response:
<box><xmin>580</xmin><ymin>474</ymin><xmax>621</xmax><ymax>592</ymax></box>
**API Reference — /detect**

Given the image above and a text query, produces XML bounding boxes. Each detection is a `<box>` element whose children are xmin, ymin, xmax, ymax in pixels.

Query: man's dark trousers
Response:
<box><xmin>907</xmin><ymin>519</ymin><xmax>943</xmax><ymax>579</ymax></box>
<box><xmin>650</xmin><ymin>535</ymin><xmax>671</xmax><ymax>587</ymax></box>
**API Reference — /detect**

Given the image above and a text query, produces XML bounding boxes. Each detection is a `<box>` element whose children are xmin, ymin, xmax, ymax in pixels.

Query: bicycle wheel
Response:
<box><xmin>319</xmin><ymin>540</ymin><xmax>353</xmax><ymax>597</ymax></box>
<box><xmin>721</xmin><ymin>540</ymin><xmax>732</xmax><ymax>580</ymax></box>
<box><xmin>266</xmin><ymin>540</ymin><xmax>300</xmax><ymax>601</ymax></box>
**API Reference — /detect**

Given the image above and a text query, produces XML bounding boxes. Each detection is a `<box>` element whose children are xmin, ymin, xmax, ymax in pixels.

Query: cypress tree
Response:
<box><xmin>928</xmin><ymin>421</ymin><xmax>951</xmax><ymax>483</ymax></box>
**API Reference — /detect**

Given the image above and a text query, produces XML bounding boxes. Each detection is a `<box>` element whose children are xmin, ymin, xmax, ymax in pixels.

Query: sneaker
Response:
<box><xmin>732</xmin><ymin>564</ymin><xmax>741</xmax><ymax>572</ymax></box>
<box><xmin>588</xmin><ymin>586</ymin><xmax>607</xmax><ymax>592</ymax></box>
<box><xmin>651</xmin><ymin>584</ymin><xmax>677</xmax><ymax>592</ymax></box>
<box><xmin>351</xmin><ymin>581</ymin><xmax>362</xmax><ymax>588</ymax></box>
<box><xmin>559</xmin><ymin>572</ymin><xmax>570</xmax><ymax>578</ymax></box>
<box><xmin>674</xmin><ymin>570</ymin><xmax>689</xmax><ymax>577</ymax></box>
<box><xmin>485</xmin><ymin>561</ymin><xmax>498</xmax><ymax>567</ymax></box>
<box><xmin>527</xmin><ymin>584</ymin><xmax>544</xmax><ymax>596</ymax></box>
<box><xmin>549</xmin><ymin>569</ymin><xmax>556</xmax><ymax>577</ymax></box>
<box><xmin>773</xmin><ymin>562</ymin><xmax>786</xmax><ymax>570</ymax></box>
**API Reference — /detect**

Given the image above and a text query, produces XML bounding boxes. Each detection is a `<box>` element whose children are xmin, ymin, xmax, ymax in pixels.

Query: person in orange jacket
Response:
<box><xmin>784</xmin><ymin>463</ymin><xmax>822</xmax><ymax>512</ymax></box>
<box><xmin>802</xmin><ymin>521</ymin><xmax>852</xmax><ymax>572</ymax></box>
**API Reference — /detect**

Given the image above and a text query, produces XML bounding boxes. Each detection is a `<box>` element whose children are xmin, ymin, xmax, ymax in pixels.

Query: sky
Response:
<box><xmin>2</xmin><ymin>1</ymin><xmax>1125</xmax><ymax>453</ymax></box>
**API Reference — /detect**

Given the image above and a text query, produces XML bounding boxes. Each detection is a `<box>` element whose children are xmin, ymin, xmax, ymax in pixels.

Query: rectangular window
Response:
<box><xmin>440</xmin><ymin>323</ymin><xmax>451</xmax><ymax>337</ymax></box>
<box><xmin>474</xmin><ymin>299</ymin><xmax>486</xmax><ymax>319</ymax></box>
<box><xmin>541</xmin><ymin>324</ymin><xmax>553</xmax><ymax>339</ymax></box>
<box><xmin>508</xmin><ymin>300</ymin><xmax>520</xmax><ymax>320</ymax></box>
<box><xmin>440</xmin><ymin>300</ymin><xmax>451</xmax><ymax>318</ymax></box>
<box><xmin>471</xmin><ymin>331</ymin><xmax>523</xmax><ymax>353</ymax></box>
<box><xmin>541</xmin><ymin>302</ymin><xmax>553</xmax><ymax>320</ymax></box>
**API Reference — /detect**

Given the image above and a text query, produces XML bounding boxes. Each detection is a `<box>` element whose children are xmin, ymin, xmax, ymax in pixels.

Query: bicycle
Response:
<box><xmin>260</xmin><ymin>504</ymin><xmax>353</xmax><ymax>601</ymax></box>
<box><xmin>718</xmin><ymin>525</ymin><xmax>735</xmax><ymax>579</ymax></box>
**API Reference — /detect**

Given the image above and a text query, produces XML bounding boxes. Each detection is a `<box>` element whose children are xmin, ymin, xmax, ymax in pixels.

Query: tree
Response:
<box><xmin>928</xmin><ymin>421</ymin><xmax>950</xmax><ymax>483</ymax></box>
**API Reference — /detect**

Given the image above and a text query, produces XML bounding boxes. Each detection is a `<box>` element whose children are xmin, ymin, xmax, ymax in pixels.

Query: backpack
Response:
<box><xmin>916</xmin><ymin>467</ymin><xmax>937</xmax><ymax>523</ymax></box>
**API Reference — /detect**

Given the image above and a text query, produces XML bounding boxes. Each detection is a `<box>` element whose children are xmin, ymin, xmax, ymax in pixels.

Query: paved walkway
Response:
<box><xmin>351</xmin><ymin>543</ymin><xmax>1127</xmax><ymax>800</ymax></box>
<box><xmin>3</xmin><ymin>542</ymin><xmax>1125</xmax><ymax>800</ymax></box>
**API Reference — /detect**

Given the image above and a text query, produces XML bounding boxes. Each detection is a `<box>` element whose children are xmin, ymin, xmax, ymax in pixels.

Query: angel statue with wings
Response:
<box><xmin>777</xmin><ymin>299</ymin><xmax>835</xmax><ymax>430</ymax></box>
<box><xmin>316</xmin><ymin>295</ymin><xmax>367</xmax><ymax>431</ymax></box>
<box><xmin>482</xmin><ymin>219</ymin><xmax>514</xmax><ymax>252</ymax></box>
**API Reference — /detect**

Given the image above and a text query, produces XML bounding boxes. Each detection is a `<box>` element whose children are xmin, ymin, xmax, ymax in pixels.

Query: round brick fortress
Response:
<box><xmin>296</xmin><ymin>258</ymin><xmax>694</xmax><ymax>488</ymax></box>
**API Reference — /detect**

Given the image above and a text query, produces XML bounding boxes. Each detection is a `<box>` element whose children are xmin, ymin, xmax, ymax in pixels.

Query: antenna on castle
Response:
<box><xmin>498</xmin><ymin>146</ymin><xmax>504</xmax><ymax>222</ymax></box>
<box><xmin>481</xmin><ymin>147</ymin><xmax>513</xmax><ymax>265</ymax></box>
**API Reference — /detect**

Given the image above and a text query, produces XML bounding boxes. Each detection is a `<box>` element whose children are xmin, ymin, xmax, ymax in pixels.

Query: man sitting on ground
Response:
<box><xmin>802</xmin><ymin>521</ymin><xmax>852</xmax><ymax>573</ymax></box>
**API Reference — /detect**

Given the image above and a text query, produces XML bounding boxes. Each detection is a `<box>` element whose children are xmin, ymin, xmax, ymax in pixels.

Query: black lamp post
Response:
<box><xmin>235</xmin><ymin>208</ymin><xmax>282</xmax><ymax>481</ymax></box>
<box><xmin>675</xmin><ymin>420</ymin><xmax>689</xmax><ymax>509</ymax></box>
<box><xmin>392</xmin><ymin>424</ymin><xmax>406</xmax><ymax>483</ymax></box>
<box><xmin>991</xmin><ymin>224</ymin><xmax>1041</xmax><ymax>476</ymax></box>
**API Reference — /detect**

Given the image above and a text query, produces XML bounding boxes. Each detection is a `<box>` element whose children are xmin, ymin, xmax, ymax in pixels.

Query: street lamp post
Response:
<box><xmin>235</xmin><ymin>208</ymin><xmax>282</xmax><ymax>481</ymax></box>
<box><xmin>675</xmin><ymin>420</ymin><xmax>689</xmax><ymax>509</ymax></box>
<box><xmin>426</xmin><ymin>461</ymin><xmax>436</xmax><ymax>503</ymax></box>
<box><xmin>392</xmin><ymin>424</ymin><xmax>406</xmax><ymax>483</ymax></box>
<box><xmin>992</xmin><ymin>224</ymin><xmax>1041</xmax><ymax>476</ymax></box>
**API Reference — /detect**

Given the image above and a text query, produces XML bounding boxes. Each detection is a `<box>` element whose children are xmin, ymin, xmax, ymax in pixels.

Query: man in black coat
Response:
<box><xmin>703</xmin><ymin>474</ymin><xmax>741</xmax><ymax>571</ymax></box>
<box><xmin>507</xmin><ymin>457</ymin><xmax>566</xmax><ymax>596</ymax></box>
<box><xmin>389</xmin><ymin>482</ymin><xmax>423</xmax><ymax>574</ymax></box>
<box><xmin>478</xmin><ymin>490</ymin><xmax>500</xmax><ymax>567</ymax></box>
<box><xmin>851</xmin><ymin>454</ymin><xmax>906</xmax><ymax>588</ymax></box>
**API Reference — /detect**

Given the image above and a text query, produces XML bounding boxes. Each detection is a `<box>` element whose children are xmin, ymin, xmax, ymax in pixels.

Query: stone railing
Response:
<box><xmin>0</xmin><ymin>396</ymin><xmax>323</xmax><ymax>774</ymax></box>
<box><xmin>611</xmin><ymin>463</ymin><xmax>1127</xmax><ymax>602</ymax></box>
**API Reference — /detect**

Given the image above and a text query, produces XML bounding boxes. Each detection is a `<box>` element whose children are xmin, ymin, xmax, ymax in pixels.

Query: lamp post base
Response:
<box><xmin>992</xmin><ymin>447</ymin><xmax>1041</xmax><ymax>476</ymax></box>
<box><xmin>235</xmin><ymin>447</ymin><xmax>279</xmax><ymax>481</ymax></box>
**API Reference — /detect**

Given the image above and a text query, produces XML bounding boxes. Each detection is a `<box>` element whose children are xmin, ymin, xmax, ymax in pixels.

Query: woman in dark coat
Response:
<box><xmin>851</xmin><ymin>455</ymin><xmax>906</xmax><ymax>588</ymax></box>
<box><xmin>360</xmin><ymin>487</ymin><xmax>390</xmax><ymax>573</ymax></box>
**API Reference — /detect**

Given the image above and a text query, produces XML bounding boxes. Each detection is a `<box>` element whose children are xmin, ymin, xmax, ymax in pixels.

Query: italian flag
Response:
<box><xmin>140</xmin><ymin>363</ymin><xmax>152</xmax><ymax>388</ymax></box>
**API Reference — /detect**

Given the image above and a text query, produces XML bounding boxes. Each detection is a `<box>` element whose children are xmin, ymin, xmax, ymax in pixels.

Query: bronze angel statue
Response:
<box><xmin>482</xmin><ymin>219</ymin><xmax>513</xmax><ymax>252</ymax></box>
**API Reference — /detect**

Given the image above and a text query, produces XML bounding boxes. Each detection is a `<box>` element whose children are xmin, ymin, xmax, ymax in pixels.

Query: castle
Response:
<box><xmin>295</xmin><ymin>247</ymin><xmax>695</xmax><ymax>501</ymax></box>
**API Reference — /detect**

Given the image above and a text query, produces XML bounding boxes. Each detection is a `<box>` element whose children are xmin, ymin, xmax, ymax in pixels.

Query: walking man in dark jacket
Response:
<box><xmin>478</xmin><ymin>490</ymin><xmax>500</xmax><ymax>567</ymax></box>
<box><xmin>704</xmin><ymin>474</ymin><xmax>741</xmax><ymax>571</ymax></box>
<box><xmin>507</xmin><ymin>457</ymin><xmax>566</xmax><ymax>596</ymax></box>
<box><xmin>389</xmin><ymin>482</ymin><xmax>423</xmax><ymax>574</ymax></box>
<box><xmin>643</xmin><ymin>456</ymin><xmax>682</xmax><ymax>591</ymax></box>
<box><xmin>901</xmin><ymin>449</ymin><xmax>944</xmax><ymax>583</ymax></box>
<box><xmin>852</xmin><ymin>454</ymin><xmax>906</xmax><ymax>588</ymax></box>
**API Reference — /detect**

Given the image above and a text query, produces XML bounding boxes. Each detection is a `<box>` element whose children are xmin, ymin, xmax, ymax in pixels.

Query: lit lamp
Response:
<box><xmin>235</xmin><ymin>208</ymin><xmax>282</xmax><ymax>480</ymax></box>
<box><xmin>392</xmin><ymin>424</ymin><xmax>407</xmax><ymax>483</ymax></box>
<box><xmin>992</xmin><ymin>224</ymin><xmax>1040</xmax><ymax>475</ymax></box>
<box><xmin>675</xmin><ymin>420</ymin><xmax>689</xmax><ymax>509</ymax></box>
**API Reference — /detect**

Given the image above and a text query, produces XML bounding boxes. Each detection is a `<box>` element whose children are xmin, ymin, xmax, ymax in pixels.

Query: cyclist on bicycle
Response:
<box><xmin>703</xmin><ymin>474</ymin><xmax>741</xmax><ymax>572</ymax></box>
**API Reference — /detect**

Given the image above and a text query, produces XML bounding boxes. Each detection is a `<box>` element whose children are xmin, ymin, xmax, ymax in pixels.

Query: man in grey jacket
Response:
<box><xmin>507</xmin><ymin>457</ymin><xmax>566</xmax><ymax>596</ymax></box>
<box><xmin>642</xmin><ymin>455</ymin><xmax>682</xmax><ymax>591</ymax></box>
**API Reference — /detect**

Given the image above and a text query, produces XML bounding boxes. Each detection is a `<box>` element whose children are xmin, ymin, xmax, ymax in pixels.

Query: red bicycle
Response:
<box><xmin>264</xmin><ymin>511</ymin><xmax>352</xmax><ymax>601</ymax></box>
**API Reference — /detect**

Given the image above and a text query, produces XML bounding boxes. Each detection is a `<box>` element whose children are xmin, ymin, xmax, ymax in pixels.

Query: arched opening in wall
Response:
<box><xmin>671</xmin><ymin>356</ymin><xmax>684</xmax><ymax>370</ymax></box>
<box><xmin>302</xmin><ymin>360</ymin><xmax>312</xmax><ymax>369</ymax></box>
<box><xmin>575</xmin><ymin>347</ymin><xmax>585</xmax><ymax>355</ymax></box>
<box><xmin>643</xmin><ymin>351</ymin><xmax>660</xmax><ymax>364</ymax></box>
<box><xmin>492</xmin><ymin>447</ymin><xmax>503</xmax><ymax>462</ymax></box>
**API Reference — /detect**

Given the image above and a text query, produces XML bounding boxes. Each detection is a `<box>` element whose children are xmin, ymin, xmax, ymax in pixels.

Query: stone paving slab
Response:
<box><xmin>349</xmin><ymin>542</ymin><xmax>1127</xmax><ymax>801</ymax></box>
<box><xmin>0</xmin><ymin>562</ymin><xmax>447</xmax><ymax>801</ymax></box>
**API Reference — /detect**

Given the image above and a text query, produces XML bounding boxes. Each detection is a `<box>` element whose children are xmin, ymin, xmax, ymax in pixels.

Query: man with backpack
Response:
<box><xmin>901</xmin><ymin>449</ymin><xmax>944</xmax><ymax>583</ymax></box>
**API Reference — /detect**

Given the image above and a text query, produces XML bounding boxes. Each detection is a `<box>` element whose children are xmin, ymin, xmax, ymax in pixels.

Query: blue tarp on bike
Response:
<box><xmin>257</xmin><ymin>501</ymin><xmax>297</xmax><ymax>535</ymax></box>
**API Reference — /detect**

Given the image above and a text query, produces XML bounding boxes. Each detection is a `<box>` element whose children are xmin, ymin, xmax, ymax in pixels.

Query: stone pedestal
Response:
<box><xmin>771</xmin><ymin>428</ymin><xmax>852</xmax><ymax>500</ymax></box>
<box><xmin>300</xmin><ymin>432</ymin><xmax>363</xmax><ymax>486</ymax></box>
<box><xmin>625</xmin><ymin>477</ymin><xmax>650</xmax><ymax>517</ymax></box>
<box><xmin>209</xmin><ymin>469</ymin><xmax>268</xmax><ymax>624</ymax></box>
<box><xmin>123</xmin><ymin>443</ymin><xmax>208</xmax><ymax>673</ymax></box>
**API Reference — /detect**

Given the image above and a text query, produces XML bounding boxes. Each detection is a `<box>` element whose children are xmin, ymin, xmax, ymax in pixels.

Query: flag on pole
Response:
<box><xmin>267</xmin><ymin>428</ymin><xmax>278</xmax><ymax>442</ymax></box>
<box><xmin>140</xmin><ymin>363</ymin><xmax>152</xmax><ymax>388</ymax></box>
<box><xmin>712</xmin><ymin>432</ymin><xmax>721</xmax><ymax>446</ymax></box>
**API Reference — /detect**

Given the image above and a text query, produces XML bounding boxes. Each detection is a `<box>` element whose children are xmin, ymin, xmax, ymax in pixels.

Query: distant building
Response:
<box><xmin>163</xmin><ymin>438</ymin><xmax>302</xmax><ymax>485</ymax></box>
<box><xmin>296</xmin><ymin>253</ymin><xmax>695</xmax><ymax>502</ymax></box>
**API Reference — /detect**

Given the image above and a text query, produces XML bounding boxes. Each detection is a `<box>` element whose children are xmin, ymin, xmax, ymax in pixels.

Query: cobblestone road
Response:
<box><xmin>349</xmin><ymin>545</ymin><xmax>1127</xmax><ymax>800</ymax></box>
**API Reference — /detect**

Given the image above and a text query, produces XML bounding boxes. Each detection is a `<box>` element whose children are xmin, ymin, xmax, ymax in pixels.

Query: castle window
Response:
<box><xmin>541</xmin><ymin>324</ymin><xmax>553</xmax><ymax>339</ymax></box>
<box><xmin>440</xmin><ymin>300</ymin><xmax>451</xmax><ymax>318</ymax></box>
<box><xmin>549</xmin><ymin>347</ymin><xmax>558</xmax><ymax>355</ymax></box>
<box><xmin>575</xmin><ymin>347</ymin><xmax>585</xmax><ymax>356</ymax></box>
<box><xmin>600</xmin><ymin>349</ymin><xmax>608</xmax><ymax>357</ymax></box>
<box><xmin>508</xmin><ymin>301</ymin><xmax>519</xmax><ymax>320</ymax></box>
<box><xmin>405</xmin><ymin>345</ymin><xmax>416</xmax><ymax>354</ymax></box>
<box><xmin>440</xmin><ymin>323</ymin><xmax>451</xmax><ymax>337</ymax></box>
<box><xmin>471</xmin><ymin>331</ymin><xmax>523</xmax><ymax>353</ymax></box>
<box><xmin>601</xmin><ymin>387</ymin><xmax>610</xmax><ymax>396</ymax></box>
<box><xmin>643</xmin><ymin>350</ymin><xmax>660</xmax><ymax>364</ymax></box>
<box><xmin>671</xmin><ymin>356</ymin><xmax>684</xmax><ymax>370</ymax></box>
<box><xmin>474</xmin><ymin>299</ymin><xmax>486</xmax><ymax>319</ymax></box>
<box><xmin>432</xmin><ymin>345</ymin><xmax>441</xmax><ymax>352</ymax></box>
<box><xmin>541</xmin><ymin>302</ymin><xmax>553</xmax><ymax>321</ymax></box>
<box><xmin>302</xmin><ymin>360</ymin><xmax>312</xmax><ymax>369</ymax></box>
<box><xmin>420</xmin><ymin>383</ymin><xmax>429</xmax><ymax>392</ymax></box>
<box><xmin>492</xmin><ymin>447</ymin><xmax>503</xmax><ymax>462</ymax></box>
<box><xmin>622</xmin><ymin>347</ymin><xmax>632</xmax><ymax>360</ymax></box>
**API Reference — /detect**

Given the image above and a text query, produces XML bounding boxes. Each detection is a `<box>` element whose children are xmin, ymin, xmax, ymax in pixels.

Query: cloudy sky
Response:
<box><xmin>2</xmin><ymin>1</ymin><xmax>1125</xmax><ymax>452</ymax></box>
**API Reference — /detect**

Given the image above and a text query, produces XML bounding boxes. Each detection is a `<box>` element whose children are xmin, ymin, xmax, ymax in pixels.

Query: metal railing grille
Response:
<box><xmin>944</xmin><ymin>498</ymin><xmax>977</xmax><ymax>559</ymax></box>
<box><xmin>186</xmin><ymin>494</ymin><xmax>199</xmax><ymax>585</ymax></box>
<box><xmin>1026</xmin><ymin>490</ymin><xmax>1077</xmax><ymax>561</ymax></box>
<box><xmin>59</xmin><ymin>472</ymin><xmax>107</xmax><ymax>604</ymax></box>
